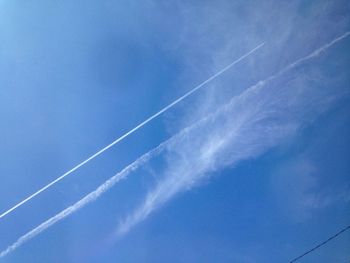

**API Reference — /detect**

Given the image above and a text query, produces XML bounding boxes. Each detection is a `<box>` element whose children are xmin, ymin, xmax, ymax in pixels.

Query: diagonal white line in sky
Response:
<box><xmin>0</xmin><ymin>42</ymin><xmax>265</xmax><ymax>219</ymax></box>
<box><xmin>1</xmin><ymin>30</ymin><xmax>350</xmax><ymax>258</ymax></box>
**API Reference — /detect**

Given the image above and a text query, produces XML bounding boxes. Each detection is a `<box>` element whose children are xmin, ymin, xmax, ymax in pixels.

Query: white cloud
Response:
<box><xmin>116</xmin><ymin>32</ymin><xmax>350</xmax><ymax>236</ymax></box>
<box><xmin>2</xmin><ymin>30</ymin><xmax>348</xmax><ymax>259</ymax></box>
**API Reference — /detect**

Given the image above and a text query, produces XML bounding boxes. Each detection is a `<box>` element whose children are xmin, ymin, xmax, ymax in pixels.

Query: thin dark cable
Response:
<box><xmin>289</xmin><ymin>224</ymin><xmax>350</xmax><ymax>262</ymax></box>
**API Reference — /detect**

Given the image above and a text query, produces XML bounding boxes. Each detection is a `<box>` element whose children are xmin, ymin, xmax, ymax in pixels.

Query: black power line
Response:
<box><xmin>289</xmin><ymin>224</ymin><xmax>350</xmax><ymax>262</ymax></box>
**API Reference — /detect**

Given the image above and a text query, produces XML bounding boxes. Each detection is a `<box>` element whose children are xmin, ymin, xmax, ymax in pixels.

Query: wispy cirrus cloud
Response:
<box><xmin>271</xmin><ymin>157</ymin><xmax>350</xmax><ymax>223</ymax></box>
<box><xmin>1</xmin><ymin>31</ymin><xmax>349</xmax><ymax>259</ymax></box>
<box><xmin>117</xmin><ymin>31</ymin><xmax>350</xmax><ymax>236</ymax></box>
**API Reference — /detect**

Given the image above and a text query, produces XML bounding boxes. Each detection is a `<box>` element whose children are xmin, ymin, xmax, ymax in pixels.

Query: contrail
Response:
<box><xmin>0</xmin><ymin>140</ymin><xmax>166</xmax><ymax>258</ymax></box>
<box><xmin>0</xmin><ymin>32</ymin><xmax>349</xmax><ymax>258</ymax></box>
<box><xmin>0</xmin><ymin>103</ymin><xmax>220</xmax><ymax>259</ymax></box>
<box><xmin>0</xmin><ymin>42</ymin><xmax>265</xmax><ymax>219</ymax></box>
<box><xmin>264</xmin><ymin>31</ymin><xmax>350</xmax><ymax>83</ymax></box>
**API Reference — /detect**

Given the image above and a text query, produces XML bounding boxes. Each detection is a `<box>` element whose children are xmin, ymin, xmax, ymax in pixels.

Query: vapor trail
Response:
<box><xmin>0</xmin><ymin>141</ymin><xmax>165</xmax><ymax>258</ymax></box>
<box><xmin>0</xmin><ymin>32</ymin><xmax>348</xmax><ymax>258</ymax></box>
<box><xmin>0</xmin><ymin>43</ymin><xmax>264</xmax><ymax>220</ymax></box>
<box><xmin>0</xmin><ymin>100</ymin><xmax>222</xmax><ymax>259</ymax></box>
<box><xmin>263</xmin><ymin>31</ymin><xmax>350</xmax><ymax>84</ymax></box>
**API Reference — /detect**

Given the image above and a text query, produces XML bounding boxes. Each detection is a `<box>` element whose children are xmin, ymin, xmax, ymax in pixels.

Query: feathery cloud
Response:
<box><xmin>117</xmin><ymin>31</ymin><xmax>350</xmax><ymax>236</ymax></box>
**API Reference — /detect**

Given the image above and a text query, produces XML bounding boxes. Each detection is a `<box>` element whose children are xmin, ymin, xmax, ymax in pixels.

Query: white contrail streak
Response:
<box><xmin>0</xmin><ymin>141</ymin><xmax>166</xmax><ymax>258</ymax></box>
<box><xmin>0</xmin><ymin>43</ymin><xmax>265</xmax><ymax>219</ymax></box>
<box><xmin>265</xmin><ymin>31</ymin><xmax>350</xmax><ymax>82</ymax></box>
<box><xmin>0</xmin><ymin>106</ymin><xmax>216</xmax><ymax>259</ymax></box>
<box><xmin>0</xmin><ymin>32</ymin><xmax>349</xmax><ymax>258</ymax></box>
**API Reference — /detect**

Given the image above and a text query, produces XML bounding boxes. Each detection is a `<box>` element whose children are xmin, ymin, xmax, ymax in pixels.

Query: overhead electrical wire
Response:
<box><xmin>289</xmin><ymin>224</ymin><xmax>350</xmax><ymax>262</ymax></box>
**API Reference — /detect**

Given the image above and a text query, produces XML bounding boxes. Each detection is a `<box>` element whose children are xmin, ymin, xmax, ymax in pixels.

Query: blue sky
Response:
<box><xmin>0</xmin><ymin>0</ymin><xmax>349</xmax><ymax>262</ymax></box>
